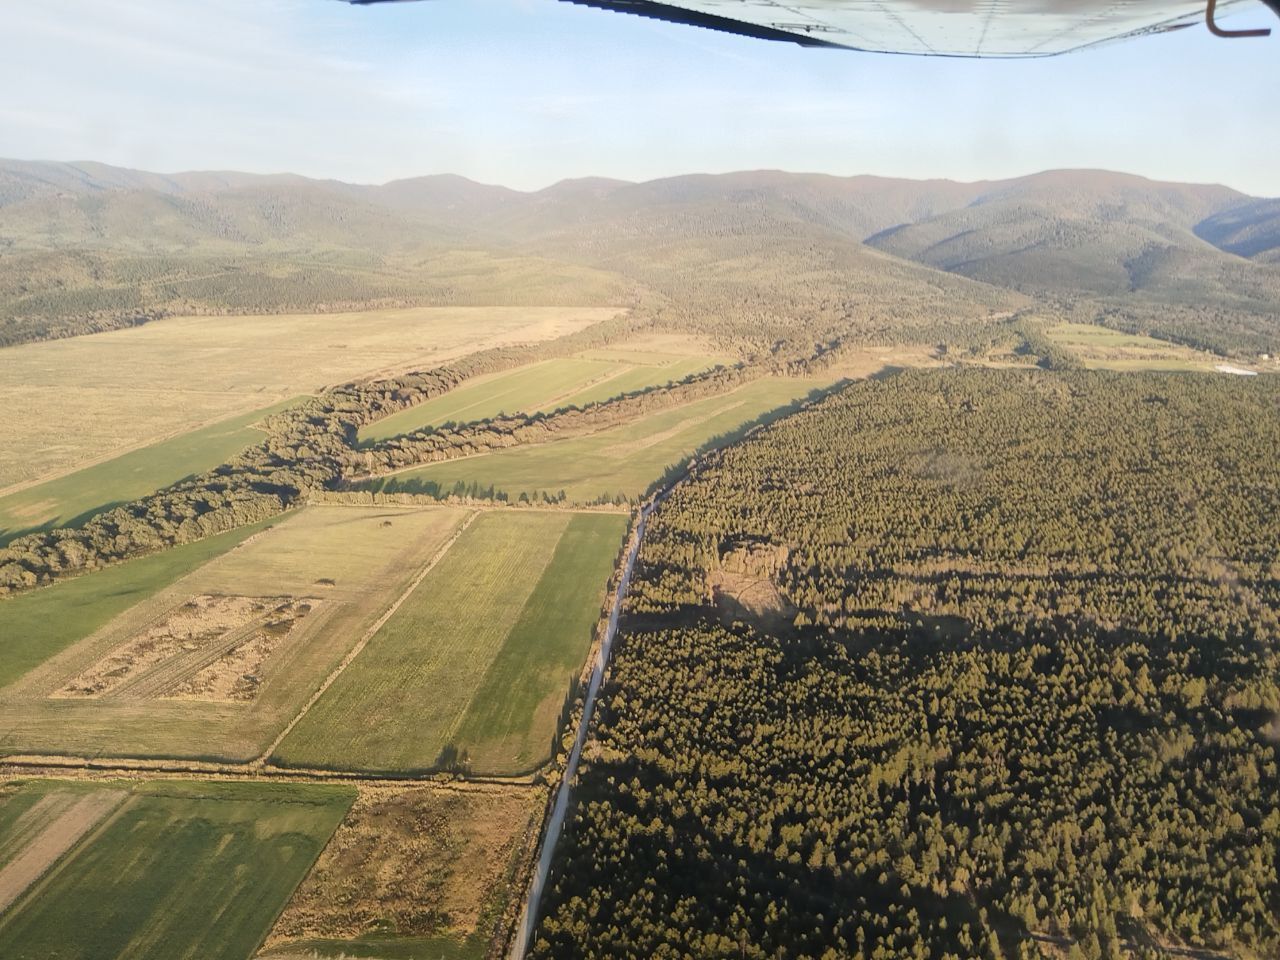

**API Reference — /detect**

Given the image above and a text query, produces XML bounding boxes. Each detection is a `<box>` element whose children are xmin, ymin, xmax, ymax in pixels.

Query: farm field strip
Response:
<box><xmin>272</xmin><ymin>511</ymin><xmax>569</xmax><ymax>773</ymax></box>
<box><xmin>0</xmin><ymin>306</ymin><xmax>615</xmax><ymax>490</ymax></box>
<box><xmin>533</xmin><ymin>354</ymin><xmax>722</xmax><ymax>411</ymax></box>
<box><xmin>367</xmin><ymin>375</ymin><xmax>831</xmax><ymax>504</ymax></box>
<box><xmin>0</xmin><ymin>787</ymin><xmax>127</xmax><ymax>914</ymax></box>
<box><xmin>450</xmin><ymin>512</ymin><xmax>629</xmax><ymax>773</ymax></box>
<box><xmin>357</xmin><ymin>358</ymin><xmax>620</xmax><ymax>443</ymax></box>
<box><xmin>0</xmin><ymin>505</ymin><xmax>470</xmax><ymax>763</ymax></box>
<box><xmin>254</xmin><ymin>509</ymin><xmax>480</xmax><ymax>765</ymax></box>
<box><xmin>0</xmin><ymin>779</ymin><xmax>354</xmax><ymax>960</ymax></box>
<box><xmin>0</xmin><ymin>396</ymin><xmax>303</xmax><ymax>546</ymax></box>
<box><xmin>273</xmin><ymin>510</ymin><xmax>625</xmax><ymax>775</ymax></box>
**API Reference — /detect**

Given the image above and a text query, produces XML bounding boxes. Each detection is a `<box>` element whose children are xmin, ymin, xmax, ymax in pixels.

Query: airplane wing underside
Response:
<box><xmin>352</xmin><ymin>0</ymin><xmax>1278</xmax><ymax>57</ymax></box>
<box><xmin>559</xmin><ymin>0</ymin><xmax>1269</xmax><ymax>56</ymax></box>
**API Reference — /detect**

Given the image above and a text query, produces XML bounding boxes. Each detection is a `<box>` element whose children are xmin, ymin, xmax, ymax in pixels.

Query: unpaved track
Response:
<box><xmin>0</xmin><ymin>789</ymin><xmax>128</xmax><ymax>914</ymax></box>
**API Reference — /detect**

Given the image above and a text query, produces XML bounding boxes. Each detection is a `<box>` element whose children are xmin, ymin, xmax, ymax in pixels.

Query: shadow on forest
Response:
<box><xmin>566</xmin><ymin>742</ymin><xmax>1001</xmax><ymax>954</ymax></box>
<box><xmin>434</xmin><ymin>743</ymin><xmax>472</xmax><ymax>776</ymax></box>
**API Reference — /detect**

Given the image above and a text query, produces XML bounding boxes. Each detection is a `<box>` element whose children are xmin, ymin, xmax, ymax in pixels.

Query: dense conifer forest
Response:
<box><xmin>532</xmin><ymin>368</ymin><xmax>1280</xmax><ymax>960</ymax></box>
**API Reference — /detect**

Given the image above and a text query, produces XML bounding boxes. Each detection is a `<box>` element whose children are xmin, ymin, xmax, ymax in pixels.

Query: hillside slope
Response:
<box><xmin>2</xmin><ymin>160</ymin><xmax>1276</xmax><ymax>354</ymax></box>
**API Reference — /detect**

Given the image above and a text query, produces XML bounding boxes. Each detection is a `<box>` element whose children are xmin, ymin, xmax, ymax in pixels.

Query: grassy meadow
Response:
<box><xmin>0</xmin><ymin>396</ymin><xmax>302</xmax><ymax>545</ymax></box>
<box><xmin>358</xmin><ymin>351</ymin><xmax>726</xmax><ymax>443</ymax></box>
<box><xmin>0</xmin><ymin>505</ymin><xmax>470</xmax><ymax>761</ymax></box>
<box><xmin>0</xmin><ymin>779</ymin><xmax>353</xmax><ymax>960</ymax></box>
<box><xmin>1043</xmin><ymin>322</ymin><xmax>1250</xmax><ymax>371</ymax></box>
<box><xmin>274</xmin><ymin>510</ymin><xmax>626</xmax><ymax>775</ymax></box>
<box><xmin>357</xmin><ymin>358</ymin><xmax>621</xmax><ymax>442</ymax></box>
<box><xmin>0</xmin><ymin>306</ymin><xmax>615</xmax><ymax>490</ymax></box>
<box><xmin>365</xmin><ymin>376</ymin><xmax>830</xmax><ymax>504</ymax></box>
<box><xmin>536</xmin><ymin>354</ymin><xmax>724</xmax><ymax>411</ymax></box>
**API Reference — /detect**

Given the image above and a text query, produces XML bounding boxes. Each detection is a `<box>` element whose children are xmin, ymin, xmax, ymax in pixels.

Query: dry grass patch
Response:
<box><xmin>52</xmin><ymin>595</ymin><xmax>323</xmax><ymax>703</ymax></box>
<box><xmin>261</xmin><ymin>784</ymin><xmax>544</xmax><ymax>958</ymax></box>
<box><xmin>0</xmin><ymin>306</ymin><xmax>617</xmax><ymax>490</ymax></box>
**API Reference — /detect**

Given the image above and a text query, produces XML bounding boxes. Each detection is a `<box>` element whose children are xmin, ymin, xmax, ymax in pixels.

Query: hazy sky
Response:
<box><xmin>2</xmin><ymin>0</ymin><xmax>1277</xmax><ymax>195</ymax></box>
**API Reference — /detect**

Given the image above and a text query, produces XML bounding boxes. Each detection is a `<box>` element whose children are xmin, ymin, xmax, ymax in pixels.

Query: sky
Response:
<box><xmin>1</xmin><ymin>0</ymin><xmax>1277</xmax><ymax>196</ymax></box>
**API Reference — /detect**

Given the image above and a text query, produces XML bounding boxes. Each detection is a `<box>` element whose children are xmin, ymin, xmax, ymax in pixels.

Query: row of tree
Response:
<box><xmin>0</xmin><ymin>311</ymin><xmax>638</xmax><ymax>593</ymax></box>
<box><xmin>342</xmin><ymin>361</ymin><xmax>751</xmax><ymax>479</ymax></box>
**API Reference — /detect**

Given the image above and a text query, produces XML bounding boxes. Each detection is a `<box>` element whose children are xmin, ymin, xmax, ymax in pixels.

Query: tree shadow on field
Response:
<box><xmin>0</xmin><ymin>499</ymin><xmax>130</xmax><ymax>548</ymax></box>
<box><xmin>435</xmin><ymin>743</ymin><xmax>472</xmax><ymax>776</ymax></box>
<box><xmin>0</xmin><ymin>466</ymin><xmax>210</xmax><ymax>548</ymax></box>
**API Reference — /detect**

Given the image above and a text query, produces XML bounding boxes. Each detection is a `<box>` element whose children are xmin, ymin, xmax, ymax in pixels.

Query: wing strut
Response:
<box><xmin>1206</xmin><ymin>0</ymin><xmax>1272</xmax><ymax>36</ymax></box>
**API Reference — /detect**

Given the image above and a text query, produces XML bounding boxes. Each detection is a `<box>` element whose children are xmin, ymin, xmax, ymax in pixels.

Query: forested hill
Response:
<box><xmin>2</xmin><ymin>159</ymin><xmax>1278</xmax><ymax>355</ymax></box>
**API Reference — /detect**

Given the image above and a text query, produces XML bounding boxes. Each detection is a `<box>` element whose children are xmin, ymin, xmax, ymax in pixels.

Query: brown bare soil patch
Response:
<box><xmin>263</xmin><ymin>784</ymin><xmax>543</xmax><ymax>949</ymax></box>
<box><xmin>54</xmin><ymin>594</ymin><xmax>317</xmax><ymax>702</ymax></box>
<box><xmin>0</xmin><ymin>789</ymin><xmax>128</xmax><ymax>914</ymax></box>
<box><xmin>710</xmin><ymin>539</ymin><xmax>795</xmax><ymax>631</ymax></box>
<box><xmin>166</xmin><ymin>600</ymin><xmax>324</xmax><ymax>703</ymax></box>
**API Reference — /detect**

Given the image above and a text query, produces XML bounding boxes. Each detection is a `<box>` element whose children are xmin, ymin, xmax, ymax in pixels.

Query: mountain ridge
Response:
<box><xmin>1</xmin><ymin>158</ymin><xmax>1276</xmax><ymax>356</ymax></box>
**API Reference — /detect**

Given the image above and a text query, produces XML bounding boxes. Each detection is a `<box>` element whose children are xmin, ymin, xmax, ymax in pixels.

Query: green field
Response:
<box><xmin>0</xmin><ymin>505</ymin><xmax>470</xmax><ymax>761</ymax></box>
<box><xmin>0</xmin><ymin>397</ymin><xmax>302</xmax><ymax>546</ymax></box>
<box><xmin>0</xmin><ymin>516</ymin><xmax>276</xmax><ymax>690</ymax></box>
<box><xmin>1044</xmin><ymin>322</ymin><xmax>1243</xmax><ymax>371</ymax></box>
<box><xmin>274</xmin><ymin>510</ymin><xmax>626</xmax><ymax>774</ymax></box>
<box><xmin>365</xmin><ymin>376</ymin><xmax>829</xmax><ymax>504</ymax></box>
<box><xmin>450</xmin><ymin>513</ymin><xmax>627</xmax><ymax>770</ymax></box>
<box><xmin>0</xmin><ymin>779</ymin><xmax>353</xmax><ymax>960</ymax></box>
<box><xmin>540</xmin><ymin>355</ymin><xmax>723</xmax><ymax>411</ymax></box>
<box><xmin>358</xmin><ymin>353</ymin><xmax>723</xmax><ymax>443</ymax></box>
<box><xmin>357</xmin><ymin>358</ymin><xmax>619</xmax><ymax>442</ymax></box>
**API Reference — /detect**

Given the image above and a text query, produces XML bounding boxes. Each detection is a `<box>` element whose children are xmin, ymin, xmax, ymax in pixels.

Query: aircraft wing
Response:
<box><xmin>350</xmin><ymin>0</ymin><xmax>1278</xmax><ymax>57</ymax></box>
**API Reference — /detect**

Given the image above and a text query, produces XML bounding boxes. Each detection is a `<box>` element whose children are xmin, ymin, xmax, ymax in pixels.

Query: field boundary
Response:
<box><xmin>254</xmin><ymin>509</ymin><xmax>481</xmax><ymax>767</ymax></box>
<box><xmin>0</xmin><ymin>757</ymin><xmax>541</xmax><ymax>790</ymax></box>
<box><xmin>0</xmin><ymin>394</ymin><xmax>303</xmax><ymax>501</ymax></box>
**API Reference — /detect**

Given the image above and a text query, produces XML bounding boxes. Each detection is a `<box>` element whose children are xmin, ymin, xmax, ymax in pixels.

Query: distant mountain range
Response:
<box><xmin>2</xmin><ymin>159</ymin><xmax>1277</xmax><ymax>355</ymax></box>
